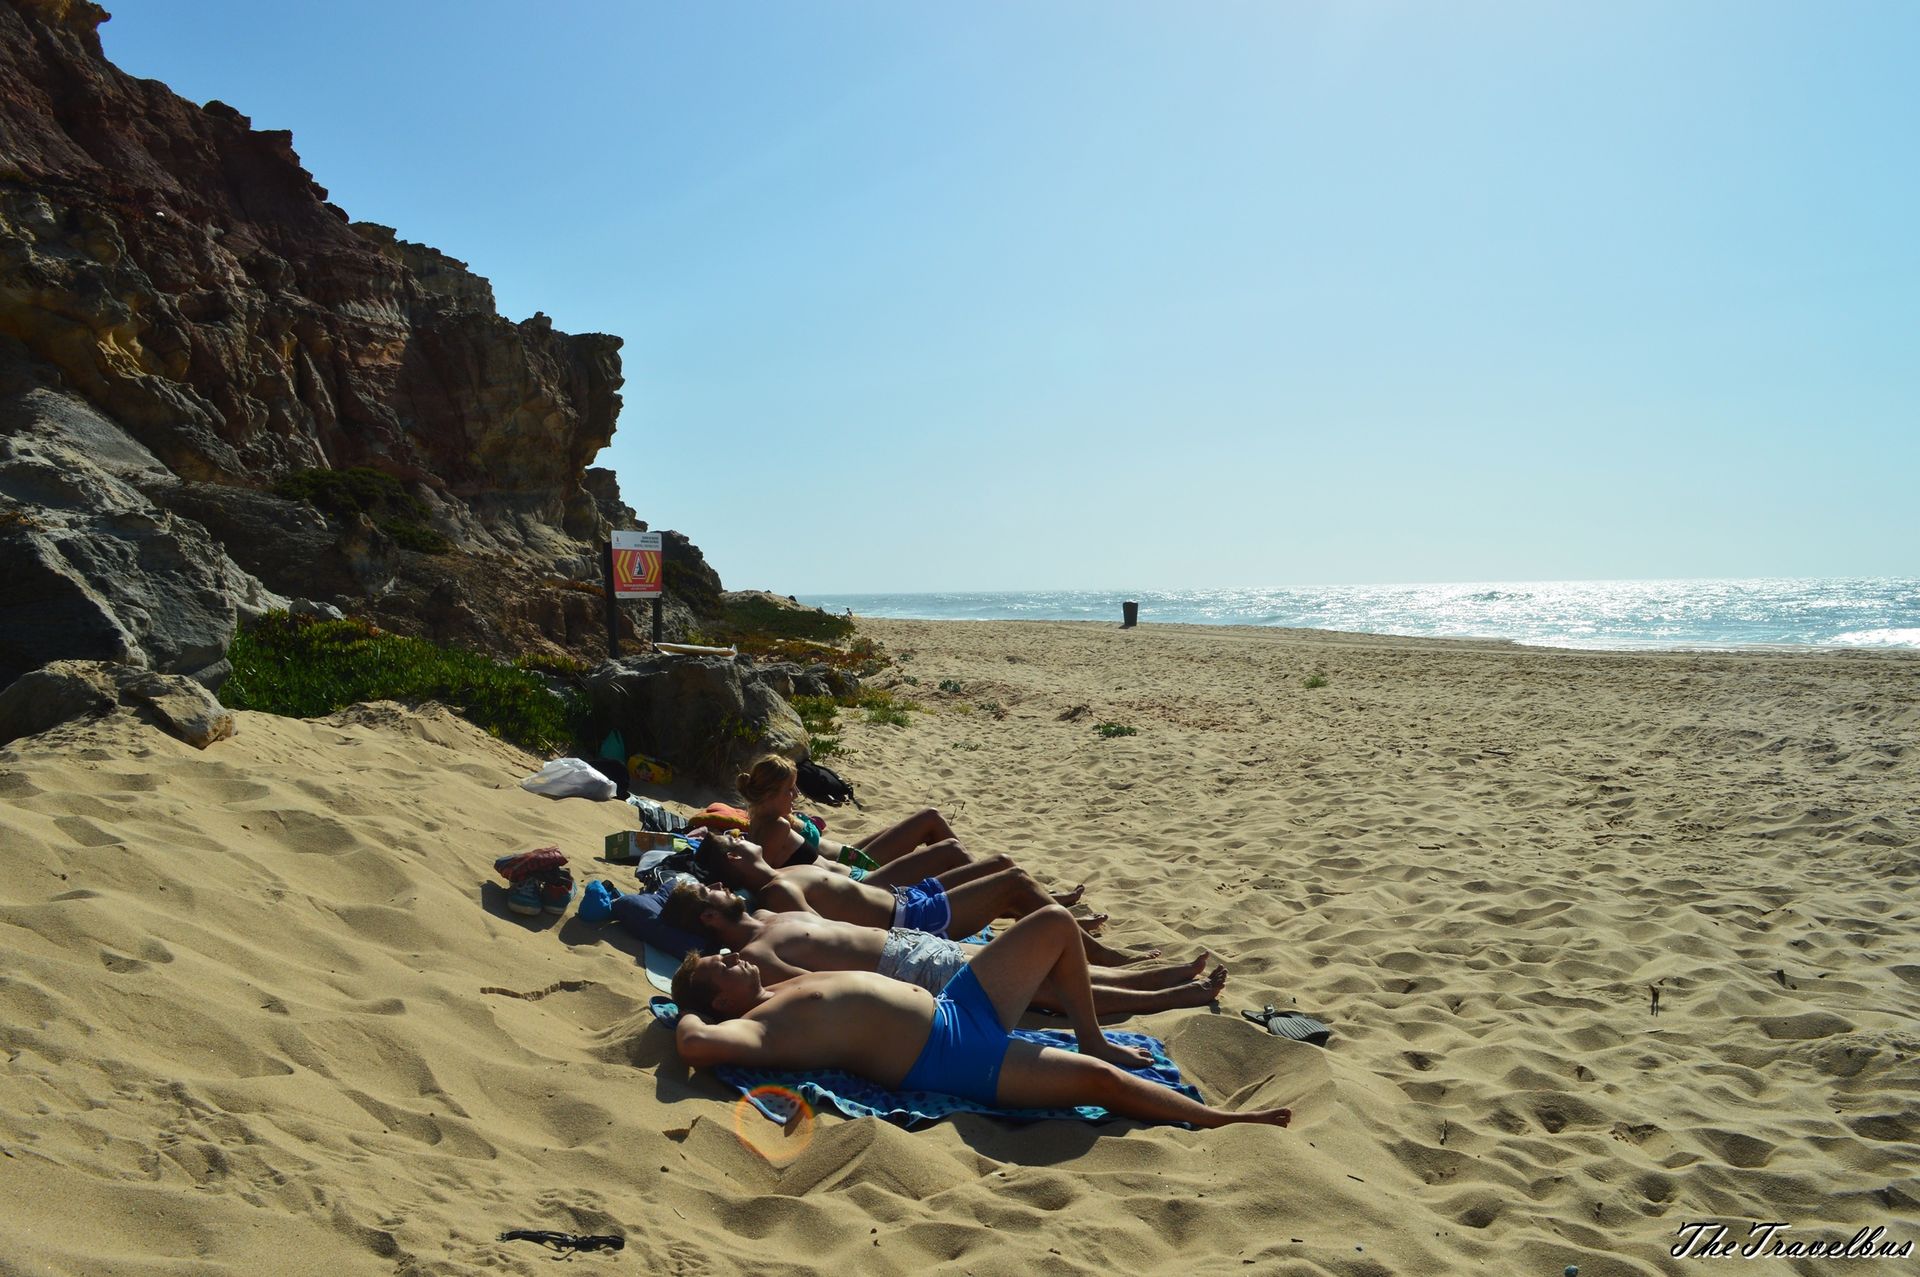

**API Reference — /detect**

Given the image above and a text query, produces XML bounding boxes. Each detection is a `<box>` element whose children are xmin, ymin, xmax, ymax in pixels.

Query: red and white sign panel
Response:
<box><xmin>611</xmin><ymin>531</ymin><xmax>663</xmax><ymax>599</ymax></box>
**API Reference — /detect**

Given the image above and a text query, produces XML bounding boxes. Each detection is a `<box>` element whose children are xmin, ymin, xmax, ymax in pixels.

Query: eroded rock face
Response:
<box><xmin>0</xmin><ymin>0</ymin><xmax>622</xmax><ymax>518</ymax></box>
<box><xmin>0</xmin><ymin>352</ymin><xmax>286</xmax><ymax>685</ymax></box>
<box><xmin>0</xmin><ymin>0</ymin><xmax>697</xmax><ymax>668</ymax></box>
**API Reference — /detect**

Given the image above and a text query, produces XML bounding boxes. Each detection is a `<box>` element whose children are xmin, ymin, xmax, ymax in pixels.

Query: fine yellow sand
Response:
<box><xmin>1</xmin><ymin>619</ymin><xmax>1916</xmax><ymax>1275</ymax></box>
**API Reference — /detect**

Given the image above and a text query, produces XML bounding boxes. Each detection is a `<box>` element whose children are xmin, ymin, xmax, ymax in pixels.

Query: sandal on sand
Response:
<box><xmin>1242</xmin><ymin>1004</ymin><xmax>1333</xmax><ymax>1048</ymax></box>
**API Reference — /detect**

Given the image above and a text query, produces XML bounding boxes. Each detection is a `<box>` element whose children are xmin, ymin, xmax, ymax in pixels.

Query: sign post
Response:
<box><xmin>608</xmin><ymin>530</ymin><xmax>665</xmax><ymax>655</ymax></box>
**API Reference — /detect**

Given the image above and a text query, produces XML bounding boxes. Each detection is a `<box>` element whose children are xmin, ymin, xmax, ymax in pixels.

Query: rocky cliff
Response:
<box><xmin>0</xmin><ymin>0</ymin><xmax>718</xmax><ymax>685</ymax></box>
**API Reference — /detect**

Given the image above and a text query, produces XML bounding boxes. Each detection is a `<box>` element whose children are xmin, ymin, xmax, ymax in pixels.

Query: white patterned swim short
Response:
<box><xmin>876</xmin><ymin>927</ymin><xmax>970</xmax><ymax>993</ymax></box>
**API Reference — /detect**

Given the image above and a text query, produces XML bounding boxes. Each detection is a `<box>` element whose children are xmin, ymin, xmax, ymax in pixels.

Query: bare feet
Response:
<box><xmin>1051</xmin><ymin>883</ymin><xmax>1086</xmax><ymax>908</ymax></box>
<box><xmin>1166</xmin><ymin>964</ymin><xmax>1229</xmax><ymax>1008</ymax></box>
<box><xmin>1193</xmin><ymin>1106</ymin><xmax>1293</xmax><ymax>1129</ymax></box>
<box><xmin>1075</xmin><ymin>911</ymin><xmax>1110</xmax><ymax>933</ymax></box>
<box><xmin>1240</xmin><ymin>1107</ymin><xmax>1293</xmax><ymax>1127</ymax></box>
<box><xmin>1182</xmin><ymin>951</ymin><xmax>1213</xmax><ymax>979</ymax></box>
<box><xmin>1089</xmin><ymin>1039</ymin><xmax>1157</xmax><ymax>1070</ymax></box>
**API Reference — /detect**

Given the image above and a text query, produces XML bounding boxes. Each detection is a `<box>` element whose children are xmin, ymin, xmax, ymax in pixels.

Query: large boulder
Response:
<box><xmin>0</xmin><ymin>658</ymin><xmax>234</xmax><ymax>748</ymax></box>
<box><xmin>580</xmin><ymin>655</ymin><xmax>807</xmax><ymax>783</ymax></box>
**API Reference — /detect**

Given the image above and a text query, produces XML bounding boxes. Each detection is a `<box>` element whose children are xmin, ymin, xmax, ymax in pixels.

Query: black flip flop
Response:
<box><xmin>1242</xmin><ymin>1004</ymin><xmax>1333</xmax><ymax>1047</ymax></box>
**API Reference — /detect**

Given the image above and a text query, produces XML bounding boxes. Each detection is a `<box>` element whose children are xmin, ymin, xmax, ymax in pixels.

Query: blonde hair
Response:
<box><xmin>736</xmin><ymin>753</ymin><xmax>797</xmax><ymax>805</ymax></box>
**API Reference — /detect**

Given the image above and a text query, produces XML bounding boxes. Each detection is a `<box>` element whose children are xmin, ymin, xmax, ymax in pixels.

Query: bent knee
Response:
<box><xmin>1035</xmin><ymin>902</ymin><xmax>1076</xmax><ymax>929</ymax></box>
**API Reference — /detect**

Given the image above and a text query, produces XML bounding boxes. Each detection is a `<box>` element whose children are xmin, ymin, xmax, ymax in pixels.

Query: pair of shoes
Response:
<box><xmin>496</xmin><ymin>847</ymin><xmax>573</xmax><ymax>916</ymax></box>
<box><xmin>1241</xmin><ymin>1003</ymin><xmax>1333</xmax><ymax>1047</ymax></box>
<box><xmin>508</xmin><ymin>867</ymin><xmax>575</xmax><ymax>916</ymax></box>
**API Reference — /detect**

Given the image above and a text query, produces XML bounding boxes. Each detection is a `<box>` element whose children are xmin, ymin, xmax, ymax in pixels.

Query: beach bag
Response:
<box><xmin>797</xmin><ymin>758</ymin><xmax>856</xmax><ymax>806</ymax></box>
<box><xmin>519</xmin><ymin>758</ymin><xmax>617</xmax><ymax>801</ymax></box>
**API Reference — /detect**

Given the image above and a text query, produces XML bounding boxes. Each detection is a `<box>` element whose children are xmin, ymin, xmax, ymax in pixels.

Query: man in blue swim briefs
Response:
<box><xmin>659</xmin><ymin>879</ymin><xmax>1229</xmax><ymax>1014</ymax></box>
<box><xmin>671</xmin><ymin>904</ymin><xmax>1292</xmax><ymax>1128</ymax></box>
<box><xmin>693</xmin><ymin>833</ymin><xmax>1154</xmax><ymax>966</ymax></box>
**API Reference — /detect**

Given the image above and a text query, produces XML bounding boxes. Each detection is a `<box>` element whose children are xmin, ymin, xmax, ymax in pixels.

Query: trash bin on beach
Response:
<box><xmin>1121</xmin><ymin>600</ymin><xmax>1139</xmax><ymax>628</ymax></box>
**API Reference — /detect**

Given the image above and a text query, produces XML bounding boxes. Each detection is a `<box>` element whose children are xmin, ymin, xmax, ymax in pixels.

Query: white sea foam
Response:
<box><xmin>804</xmin><ymin>578</ymin><xmax>1920</xmax><ymax>652</ymax></box>
<box><xmin>1827</xmin><ymin>628</ymin><xmax>1920</xmax><ymax>648</ymax></box>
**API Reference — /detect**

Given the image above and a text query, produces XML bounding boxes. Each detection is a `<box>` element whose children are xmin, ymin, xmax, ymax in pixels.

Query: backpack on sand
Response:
<box><xmin>797</xmin><ymin>758</ymin><xmax>857</xmax><ymax>807</ymax></box>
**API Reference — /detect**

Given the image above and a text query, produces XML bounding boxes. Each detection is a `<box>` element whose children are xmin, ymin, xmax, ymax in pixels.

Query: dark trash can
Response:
<box><xmin>1121</xmin><ymin>600</ymin><xmax>1139</xmax><ymax>628</ymax></box>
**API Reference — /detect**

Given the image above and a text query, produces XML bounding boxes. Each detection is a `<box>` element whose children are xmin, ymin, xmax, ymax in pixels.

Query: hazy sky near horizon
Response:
<box><xmin>104</xmin><ymin>3</ymin><xmax>1917</xmax><ymax>593</ymax></box>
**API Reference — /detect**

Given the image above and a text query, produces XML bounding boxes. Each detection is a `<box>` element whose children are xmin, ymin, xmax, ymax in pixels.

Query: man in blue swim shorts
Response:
<box><xmin>693</xmin><ymin>833</ymin><xmax>1150</xmax><ymax>965</ymax></box>
<box><xmin>888</xmin><ymin>876</ymin><xmax>952</xmax><ymax>935</ymax></box>
<box><xmin>671</xmin><ymin>904</ymin><xmax>1293</xmax><ymax>1129</ymax></box>
<box><xmin>659</xmin><ymin>879</ymin><xmax>1229</xmax><ymax>1014</ymax></box>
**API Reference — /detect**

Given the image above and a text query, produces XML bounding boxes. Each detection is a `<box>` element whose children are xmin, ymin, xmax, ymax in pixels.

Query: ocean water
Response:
<box><xmin>801</xmin><ymin>579</ymin><xmax>1920</xmax><ymax>652</ymax></box>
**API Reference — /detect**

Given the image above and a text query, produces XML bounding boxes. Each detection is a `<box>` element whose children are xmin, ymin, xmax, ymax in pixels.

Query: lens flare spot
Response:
<box><xmin>733</xmin><ymin>1085</ymin><xmax>815</xmax><ymax>1163</ymax></box>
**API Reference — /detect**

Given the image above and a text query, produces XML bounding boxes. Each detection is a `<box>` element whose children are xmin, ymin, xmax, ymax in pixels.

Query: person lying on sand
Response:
<box><xmin>671</xmin><ymin>904</ymin><xmax>1290</xmax><ymax>1128</ymax></box>
<box><xmin>739</xmin><ymin>754</ymin><xmax>967</xmax><ymax>873</ymax></box>
<box><xmin>693</xmin><ymin>833</ymin><xmax>1157</xmax><ymax>965</ymax></box>
<box><xmin>660</xmin><ymin>879</ymin><xmax>1226</xmax><ymax>1014</ymax></box>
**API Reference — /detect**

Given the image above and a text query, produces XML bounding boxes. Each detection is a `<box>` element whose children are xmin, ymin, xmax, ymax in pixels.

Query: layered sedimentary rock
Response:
<box><xmin>0</xmin><ymin>0</ymin><xmax>696</xmax><ymax>677</ymax></box>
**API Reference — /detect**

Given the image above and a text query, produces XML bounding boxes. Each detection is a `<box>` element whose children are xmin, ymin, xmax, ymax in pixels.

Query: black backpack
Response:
<box><xmin>797</xmin><ymin>758</ymin><xmax>857</xmax><ymax>807</ymax></box>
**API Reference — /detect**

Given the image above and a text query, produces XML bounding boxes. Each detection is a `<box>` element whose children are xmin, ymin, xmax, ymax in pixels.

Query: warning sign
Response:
<box><xmin>610</xmin><ymin>531</ymin><xmax>663</xmax><ymax>599</ymax></box>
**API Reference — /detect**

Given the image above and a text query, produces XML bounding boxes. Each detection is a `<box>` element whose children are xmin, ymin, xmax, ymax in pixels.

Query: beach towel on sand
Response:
<box><xmin>649</xmin><ymin>998</ymin><xmax>1199</xmax><ymax>1128</ymax></box>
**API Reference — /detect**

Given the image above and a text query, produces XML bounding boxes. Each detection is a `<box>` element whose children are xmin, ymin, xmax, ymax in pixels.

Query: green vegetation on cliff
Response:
<box><xmin>222</xmin><ymin>613</ymin><xmax>582</xmax><ymax>753</ymax></box>
<box><xmin>273</xmin><ymin>467</ymin><xmax>453</xmax><ymax>555</ymax></box>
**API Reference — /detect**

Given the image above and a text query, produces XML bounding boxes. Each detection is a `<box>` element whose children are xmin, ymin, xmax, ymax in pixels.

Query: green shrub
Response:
<box><xmin>221</xmin><ymin>612</ymin><xmax>584</xmax><ymax>754</ymax></box>
<box><xmin>1302</xmin><ymin>674</ymin><xmax>1329</xmax><ymax>689</ymax></box>
<box><xmin>273</xmin><ymin>467</ymin><xmax>451</xmax><ymax>554</ymax></box>
<box><xmin>791</xmin><ymin>694</ymin><xmax>840</xmax><ymax>735</ymax></box>
<box><xmin>808</xmin><ymin>734</ymin><xmax>842</xmax><ymax>760</ymax></box>
<box><xmin>713</xmin><ymin>595</ymin><xmax>855</xmax><ymax>645</ymax></box>
<box><xmin>854</xmin><ymin>688</ymin><xmax>917</xmax><ymax>728</ymax></box>
<box><xmin>1095</xmin><ymin>721</ymin><xmax>1137</xmax><ymax>738</ymax></box>
<box><xmin>380</xmin><ymin>518</ymin><xmax>452</xmax><ymax>554</ymax></box>
<box><xmin>975</xmin><ymin>700</ymin><xmax>1006</xmax><ymax>720</ymax></box>
<box><xmin>937</xmin><ymin>678</ymin><xmax>963</xmax><ymax>694</ymax></box>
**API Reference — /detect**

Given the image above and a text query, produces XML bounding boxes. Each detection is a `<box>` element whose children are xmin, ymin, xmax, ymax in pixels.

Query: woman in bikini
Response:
<box><xmin>735</xmin><ymin>755</ymin><xmax>1093</xmax><ymax>912</ymax></box>
<box><xmin>739</xmin><ymin>754</ymin><xmax>964</xmax><ymax>873</ymax></box>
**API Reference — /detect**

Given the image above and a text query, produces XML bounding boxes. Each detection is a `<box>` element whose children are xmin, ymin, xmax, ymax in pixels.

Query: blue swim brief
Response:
<box><xmin>899</xmin><ymin>965</ymin><xmax>1011</xmax><ymax>1104</ymax></box>
<box><xmin>890</xmin><ymin>876</ymin><xmax>952</xmax><ymax>936</ymax></box>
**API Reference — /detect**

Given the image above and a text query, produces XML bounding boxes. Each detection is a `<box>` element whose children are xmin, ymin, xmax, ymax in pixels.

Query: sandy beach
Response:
<box><xmin>2</xmin><ymin>618</ymin><xmax>1916</xmax><ymax>1276</ymax></box>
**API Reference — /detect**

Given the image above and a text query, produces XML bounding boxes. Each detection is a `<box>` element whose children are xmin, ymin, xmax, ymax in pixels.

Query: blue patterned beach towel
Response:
<box><xmin>650</xmin><ymin>998</ymin><xmax>1199</xmax><ymax>1128</ymax></box>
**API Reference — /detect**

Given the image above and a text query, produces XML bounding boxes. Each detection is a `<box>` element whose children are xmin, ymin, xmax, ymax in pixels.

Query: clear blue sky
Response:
<box><xmin>103</xmin><ymin>2</ymin><xmax>1918</xmax><ymax>592</ymax></box>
